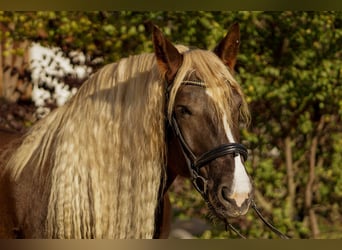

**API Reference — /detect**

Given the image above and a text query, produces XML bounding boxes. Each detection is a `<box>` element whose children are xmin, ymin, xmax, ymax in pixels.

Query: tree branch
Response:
<box><xmin>305</xmin><ymin>116</ymin><xmax>325</xmax><ymax>238</ymax></box>
<box><xmin>284</xmin><ymin>136</ymin><xmax>296</xmax><ymax>220</ymax></box>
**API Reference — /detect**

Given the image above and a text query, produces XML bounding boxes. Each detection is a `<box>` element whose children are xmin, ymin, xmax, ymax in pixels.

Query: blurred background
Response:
<box><xmin>0</xmin><ymin>11</ymin><xmax>341</xmax><ymax>239</ymax></box>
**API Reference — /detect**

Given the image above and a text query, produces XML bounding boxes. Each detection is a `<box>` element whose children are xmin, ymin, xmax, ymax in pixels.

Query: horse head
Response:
<box><xmin>152</xmin><ymin>23</ymin><xmax>253</xmax><ymax>221</ymax></box>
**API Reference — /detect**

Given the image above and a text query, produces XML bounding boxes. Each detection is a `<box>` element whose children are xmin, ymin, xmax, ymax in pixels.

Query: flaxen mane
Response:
<box><xmin>3</xmin><ymin>45</ymin><xmax>249</xmax><ymax>238</ymax></box>
<box><xmin>5</xmin><ymin>51</ymin><xmax>167</xmax><ymax>238</ymax></box>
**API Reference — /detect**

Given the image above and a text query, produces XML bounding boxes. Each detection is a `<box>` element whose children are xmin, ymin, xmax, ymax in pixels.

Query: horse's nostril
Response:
<box><xmin>221</xmin><ymin>186</ymin><xmax>230</xmax><ymax>201</ymax></box>
<box><xmin>220</xmin><ymin>186</ymin><xmax>235</xmax><ymax>204</ymax></box>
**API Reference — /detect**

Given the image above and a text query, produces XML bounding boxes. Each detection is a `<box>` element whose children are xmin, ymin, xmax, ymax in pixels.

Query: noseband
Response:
<box><xmin>166</xmin><ymin>80</ymin><xmax>248</xmax><ymax>199</ymax></box>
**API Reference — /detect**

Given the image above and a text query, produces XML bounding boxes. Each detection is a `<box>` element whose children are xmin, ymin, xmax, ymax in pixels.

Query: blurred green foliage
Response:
<box><xmin>0</xmin><ymin>11</ymin><xmax>341</xmax><ymax>238</ymax></box>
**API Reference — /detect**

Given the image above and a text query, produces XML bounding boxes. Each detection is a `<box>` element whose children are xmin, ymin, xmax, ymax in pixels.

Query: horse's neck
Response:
<box><xmin>0</xmin><ymin>128</ymin><xmax>24</xmax><ymax>173</ymax></box>
<box><xmin>0</xmin><ymin>127</ymin><xmax>23</xmax><ymax>149</ymax></box>
<box><xmin>0</xmin><ymin>127</ymin><xmax>51</xmax><ymax>238</ymax></box>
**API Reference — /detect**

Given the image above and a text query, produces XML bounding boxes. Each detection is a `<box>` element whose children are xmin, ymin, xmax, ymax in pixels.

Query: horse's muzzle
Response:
<box><xmin>217</xmin><ymin>185</ymin><xmax>252</xmax><ymax>217</ymax></box>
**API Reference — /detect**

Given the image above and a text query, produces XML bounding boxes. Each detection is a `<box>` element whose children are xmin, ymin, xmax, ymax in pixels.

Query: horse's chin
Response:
<box><xmin>209</xmin><ymin>207</ymin><xmax>249</xmax><ymax>222</ymax></box>
<box><xmin>206</xmin><ymin>194</ymin><xmax>250</xmax><ymax>221</ymax></box>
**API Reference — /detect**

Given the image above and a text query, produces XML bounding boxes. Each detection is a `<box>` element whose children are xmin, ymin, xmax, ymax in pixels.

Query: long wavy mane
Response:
<box><xmin>3</xmin><ymin>45</ymin><xmax>249</xmax><ymax>238</ymax></box>
<box><xmin>4</xmin><ymin>51</ymin><xmax>168</xmax><ymax>238</ymax></box>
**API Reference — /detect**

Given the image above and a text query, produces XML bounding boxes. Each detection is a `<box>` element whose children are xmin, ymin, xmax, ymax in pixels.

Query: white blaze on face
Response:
<box><xmin>206</xmin><ymin>88</ymin><xmax>252</xmax><ymax>206</ymax></box>
<box><xmin>222</xmin><ymin>113</ymin><xmax>252</xmax><ymax>206</ymax></box>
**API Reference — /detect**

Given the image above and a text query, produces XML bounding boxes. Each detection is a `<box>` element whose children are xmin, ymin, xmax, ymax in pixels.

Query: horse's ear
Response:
<box><xmin>213</xmin><ymin>22</ymin><xmax>240</xmax><ymax>71</ymax></box>
<box><xmin>151</xmin><ymin>24</ymin><xmax>183</xmax><ymax>84</ymax></box>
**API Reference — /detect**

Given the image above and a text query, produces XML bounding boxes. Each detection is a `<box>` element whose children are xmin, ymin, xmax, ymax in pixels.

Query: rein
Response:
<box><xmin>225</xmin><ymin>199</ymin><xmax>290</xmax><ymax>239</ymax></box>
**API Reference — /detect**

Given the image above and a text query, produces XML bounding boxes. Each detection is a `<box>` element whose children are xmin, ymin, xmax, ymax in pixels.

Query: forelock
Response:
<box><xmin>167</xmin><ymin>49</ymin><xmax>250</xmax><ymax>127</ymax></box>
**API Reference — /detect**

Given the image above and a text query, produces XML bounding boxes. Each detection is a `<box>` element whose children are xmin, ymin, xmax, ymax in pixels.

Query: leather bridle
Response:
<box><xmin>166</xmin><ymin>80</ymin><xmax>289</xmax><ymax>239</ymax></box>
<box><xmin>166</xmin><ymin>80</ymin><xmax>248</xmax><ymax>200</ymax></box>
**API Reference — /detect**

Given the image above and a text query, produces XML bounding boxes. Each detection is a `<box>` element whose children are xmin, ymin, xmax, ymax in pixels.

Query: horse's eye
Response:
<box><xmin>176</xmin><ymin>105</ymin><xmax>192</xmax><ymax>116</ymax></box>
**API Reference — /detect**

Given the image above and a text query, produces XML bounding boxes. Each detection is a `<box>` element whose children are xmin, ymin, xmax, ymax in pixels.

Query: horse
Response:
<box><xmin>0</xmin><ymin>23</ymin><xmax>252</xmax><ymax>238</ymax></box>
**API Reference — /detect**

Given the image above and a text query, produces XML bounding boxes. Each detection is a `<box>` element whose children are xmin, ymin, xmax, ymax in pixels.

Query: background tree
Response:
<box><xmin>0</xmin><ymin>11</ymin><xmax>341</xmax><ymax>238</ymax></box>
